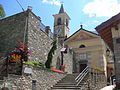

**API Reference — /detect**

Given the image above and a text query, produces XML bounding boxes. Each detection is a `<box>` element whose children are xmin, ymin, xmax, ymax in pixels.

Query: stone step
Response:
<box><xmin>53</xmin><ymin>84</ymin><xmax>81</xmax><ymax>87</ymax></box>
<box><xmin>55</xmin><ymin>83</ymin><xmax>76</xmax><ymax>85</ymax></box>
<box><xmin>50</xmin><ymin>73</ymin><xmax>88</xmax><ymax>90</ymax></box>
<box><xmin>51</xmin><ymin>86</ymin><xmax>81</xmax><ymax>89</ymax></box>
<box><xmin>51</xmin><ymin>89</ymin><xmax>79</xmax><ymax>90</ymax></box>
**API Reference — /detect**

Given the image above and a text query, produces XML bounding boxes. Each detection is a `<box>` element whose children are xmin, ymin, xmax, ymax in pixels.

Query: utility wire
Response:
<box><xmin>15</xmin><ymin>0</ymin><xmax>24</xmax><ymax>11</ymax></box>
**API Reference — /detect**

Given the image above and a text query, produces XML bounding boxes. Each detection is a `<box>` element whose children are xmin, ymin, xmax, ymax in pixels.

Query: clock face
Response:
<box><xmin>55</xmin><ymin>29</ymin><xmax>61</xmax><ymax>36</ymax></box>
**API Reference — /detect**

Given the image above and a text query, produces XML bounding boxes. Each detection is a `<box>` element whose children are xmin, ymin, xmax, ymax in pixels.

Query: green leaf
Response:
<box><xmin>0</xmin><ymin>4</ymin><xmax>5</xmax><ymax>18</ymax></box>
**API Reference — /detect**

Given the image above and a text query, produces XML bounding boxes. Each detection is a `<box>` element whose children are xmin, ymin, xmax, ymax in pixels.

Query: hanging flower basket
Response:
<box><xmin>9</xmin><ymin>54</ymin><xmax>22</xmax><ymax>63</ymax></box>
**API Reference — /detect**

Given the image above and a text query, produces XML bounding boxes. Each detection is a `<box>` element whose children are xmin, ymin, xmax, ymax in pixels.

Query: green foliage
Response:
<box><xmin>23</xmin><ymin>61</ymin><xmax>45</xmax><ymax>67</ymax></box>
<box><xmin>45</xmin><ymin>40</ymin><xmax>57</xmax><ymax>68</ymax></box>
<box><xmin>0</xmin><ymin>4</ymin><xmax>5</xmax><ymax>19</ymax></box>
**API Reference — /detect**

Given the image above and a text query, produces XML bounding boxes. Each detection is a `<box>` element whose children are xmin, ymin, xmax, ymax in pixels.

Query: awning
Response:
<box><xmin>60</xmin><ymin>48</ymin><xmax>66</xmax><ymax>52</ymax></box>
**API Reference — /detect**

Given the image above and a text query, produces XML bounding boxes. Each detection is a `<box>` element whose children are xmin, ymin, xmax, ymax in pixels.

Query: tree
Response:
<box><xmin>0</xmin><ymin>4</ymin><xmax>6</xmax><ymax>19</ymax></box>
<box><xmin>45</xmin><ymin>40</ymin><xmax>57</xmax><ymax>69</ymax></box>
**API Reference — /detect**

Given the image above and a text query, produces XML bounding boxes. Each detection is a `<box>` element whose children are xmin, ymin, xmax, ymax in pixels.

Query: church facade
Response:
<box><xmin>64</xmin><ymin>27</ymin><xmax>107</xmax><ymax>73</ymax></box>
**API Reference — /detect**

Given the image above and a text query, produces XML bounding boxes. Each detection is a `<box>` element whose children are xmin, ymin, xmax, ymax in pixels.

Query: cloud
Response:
<box><xmin>80</xmin><ymin>23</ymin><xmax>88</xmax><ymax>28</ymax></box>
<box><xmin>42</xmin><ymin>0</ymin><xmax>61</xmax><ymax>6</ymax></box>
<box><xmin>82</xmin><ymin>24</ymin><xmax>88</xmax><ymax>27</ymax></box>
<box><xmin>83</xmin><ymin>0</ymin><xmax>120</xmax><ymax>17</ymax></box>
<box><xmin>93</xmin><ymin>20</ymin><xmax>100</xmax><ymax>23</ymax></box>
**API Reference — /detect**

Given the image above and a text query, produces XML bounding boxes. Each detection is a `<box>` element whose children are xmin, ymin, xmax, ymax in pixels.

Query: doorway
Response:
<box><xmin>79</xmin><ymin>64</ymin><xmax>87</xmax><ymax>73</ymax></box>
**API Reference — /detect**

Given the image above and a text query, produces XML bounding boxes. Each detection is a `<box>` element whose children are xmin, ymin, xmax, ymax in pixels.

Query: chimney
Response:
<box><xmin>45</xmin><ymin>26</ymin><xmax>51</xmax><ymax>37</ymax></box>
<box><xmin>27</xmin><ymin>6</ymin><xmax>32</xmax><ymax>11</ymax></box>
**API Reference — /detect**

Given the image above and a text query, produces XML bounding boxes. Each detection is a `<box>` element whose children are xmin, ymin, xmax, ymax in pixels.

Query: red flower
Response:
<box><xmin>18</xmin><ymin>55</ymin><xmax>22</xmax><ymax>59</ymax></box>
<box><xmin>60</xmin><ymin>65</ymin><xmax>65</xmax><ymax>67</ymax></box>
<box><xmin>11</xmin><ymin>54</ymin><xmax>15</xmax><ymax>57</ymax></box>
<box><xmin>116</xmin><ymin>83</ymin><xmax>120</xmax><ymax>86</ymax></box>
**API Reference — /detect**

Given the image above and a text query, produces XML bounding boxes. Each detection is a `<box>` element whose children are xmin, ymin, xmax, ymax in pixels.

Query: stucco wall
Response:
<box><xmin>65</xmin><ymin>34</ymin><xmax>107</xmax><ymax>73</ymax></box>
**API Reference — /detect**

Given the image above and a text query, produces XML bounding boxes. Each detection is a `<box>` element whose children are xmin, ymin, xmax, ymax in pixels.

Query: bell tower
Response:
<box><xmin>53</xmin><ymin>4</ymin><xmax>70</xmax><ymax>45</ymax></box>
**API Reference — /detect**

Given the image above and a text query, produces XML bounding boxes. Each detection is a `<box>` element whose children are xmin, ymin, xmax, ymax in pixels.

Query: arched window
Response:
<box><xmin>57</xmin><ymin>18</ymin><xmax>62</xmax><ymax>25</ymax></box>
<box><xmin>66</xmin><ymin>19</ymin><xmax>68</xmax><ymax>26</ymax></box>
<box><xmin>79</xmin><ymin>44</ymin><xmax>86</xmax><ymax>48</ymax></box>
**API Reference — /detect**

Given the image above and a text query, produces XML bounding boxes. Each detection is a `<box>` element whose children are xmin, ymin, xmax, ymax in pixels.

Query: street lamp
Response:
<box><xmin>106</xmin><ymin>49</ymin><xmax>110</xmax><ymax>57</ymax></box>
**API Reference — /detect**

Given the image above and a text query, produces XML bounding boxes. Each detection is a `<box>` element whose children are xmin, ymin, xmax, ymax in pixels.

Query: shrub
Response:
<box><xmin>45</xmin><ymin>40</ymin><xmax>57</xmax><ymax>69</ymax></box>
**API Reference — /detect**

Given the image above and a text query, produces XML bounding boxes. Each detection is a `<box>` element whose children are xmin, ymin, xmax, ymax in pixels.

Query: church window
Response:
<box><xmin>79</xmin><ymin>44</ymin><xmax>86</xmax><ymax>48</ymax></box>
<box><xmin>80</xmin><ymin>54</ymin><xmax>87</xmax><ymax>60</ymax></box>
<box><xmin>66</xmin><ymin>19</ymin><xmax>68</xmax><ymax>26</ymax></box>
<box><xmin>57</xmin><ymin>18</ymin><xmax>62</xmax><ymax>25</ymax></box>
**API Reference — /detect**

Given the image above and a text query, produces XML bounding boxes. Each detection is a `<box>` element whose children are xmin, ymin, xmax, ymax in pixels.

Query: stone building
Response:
<box><xmin>95</xmin><ymin>13</ymin><xmax>120</xmax><ymax>86</ymax></box>
<box><xmin>0</xmin><ymin>7</ymin><xmax>52</xmax><ymax>64</ymax></box>
<box><xmin>52</xmin><ymin>4</ymin><xmax>73</xmax><ymax>74</ymax></box>
<box><xmin>53</xmin><ymin>4</ymin><xmax>70</xmax><ymax>46</ymax></box>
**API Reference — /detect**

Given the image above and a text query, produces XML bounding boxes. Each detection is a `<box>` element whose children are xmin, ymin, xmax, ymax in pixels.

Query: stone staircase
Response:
<box><xmin>50</xmin><ymin>73</ymin><xmax>89</xmax><ymax>90</ymax></box>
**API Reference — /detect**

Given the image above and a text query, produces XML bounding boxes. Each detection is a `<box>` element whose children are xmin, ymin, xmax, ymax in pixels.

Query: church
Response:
<box><xmin>52</xmin><ymin>4</ymin><xmax>114</xmax><ymax>76</ymax></box>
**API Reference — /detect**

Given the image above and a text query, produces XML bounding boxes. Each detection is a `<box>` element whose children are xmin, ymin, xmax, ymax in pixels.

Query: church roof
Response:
<box><xmin>65</xmin><ymin>26</ymin><xmax>99</xmax><ymax>42</ymax></box>
<box><xmin>59</xmin><ymin>4</ymin><xmax>64</xmax><ymax>14</ymax></box>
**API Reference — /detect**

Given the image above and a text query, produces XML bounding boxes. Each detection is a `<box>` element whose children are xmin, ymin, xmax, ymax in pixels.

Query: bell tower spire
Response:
<box><xmin>53</xmin><ymin>4</ymin><xmax>70</xmax><ymax>45</ymax></box>
<box><xmin>59</xmin><ymin>4</ymin><xmax>64</xmax><ymax>14</ymax></box>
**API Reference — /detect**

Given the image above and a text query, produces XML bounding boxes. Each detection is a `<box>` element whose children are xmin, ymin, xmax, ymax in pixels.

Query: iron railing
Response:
<box><xmin>75</xmin><ymin>66</ymin><xmax>89</xmax><ymax>86</ymax></box>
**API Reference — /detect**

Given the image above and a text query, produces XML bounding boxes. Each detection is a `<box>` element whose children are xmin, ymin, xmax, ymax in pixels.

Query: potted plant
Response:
<box><xmin>10</xmin><ymin>54</ymin><xmax>21</xmax><ymax>63</ymax></box>
<box><xmin>60</xmin><ymin>65</ymin><xmax>65</xmax><ymax>71</ymax></box>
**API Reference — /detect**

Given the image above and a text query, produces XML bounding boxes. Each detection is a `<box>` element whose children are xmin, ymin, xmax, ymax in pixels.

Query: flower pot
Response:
<box><xmin>10</xmin><ymin>59</ymin><xmax>21</xmax><ymax>63</ymax></box>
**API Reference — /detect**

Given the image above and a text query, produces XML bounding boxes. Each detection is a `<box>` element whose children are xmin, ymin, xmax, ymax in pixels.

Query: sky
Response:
<box><xmin>1</xmin><ymin>0</ymin><xmax>120</xmax><ymax>35</ymax></box>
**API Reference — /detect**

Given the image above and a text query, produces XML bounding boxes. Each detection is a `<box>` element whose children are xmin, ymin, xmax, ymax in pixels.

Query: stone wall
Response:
<box><xmin>0</xmin><ymin>12</ymin><xmax>27</xmax><ymax>57</ymax></box>
<box><xmin>63</xmin><ymin>48</ymin><xmax>73</xmax><ymax>74</ymax></box>
<box><xmin>80</xmin><ymin>71</ymin><xmax>107</xmax><ymax>90</ymax></box>
<box><xmin>111</xmin><ymin>25</ymin><xmax>120</xmax><ymax>83</ymax></box>
<box><xmin>52</xmin><ymin>45</ymin><xmax>73</xmax><ymax>74</ymax></box>
<box><xmin>0</xmin><ymin>64</ymin><xmax>66</xmax><ymax>90</ymax></box>
<box><xmin>27</xmin><ymin>11</ymin><xmax>52</xmax><ymax>63</ymax></box>
<box><xmin>0</xmin><ymin>10</ymin><xmax>53</xmax><ymax>63</ymax></box>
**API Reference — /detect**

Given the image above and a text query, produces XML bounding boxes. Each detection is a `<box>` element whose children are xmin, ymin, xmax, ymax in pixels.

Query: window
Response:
<box><xmin>57</xmin><ymin>18</ymin><xmax>62</xmax><ymax>25</ymax></box>
<box><xmin>79</xmin><ymin>44</ymin><xmax>86</xmax><ymax>48</ymax></box>
<box><xmin>80</xmin><ymin>54</ymin><xmax>87</xmax><ymax>60</ymax></box>
<box><xmin>66</xmin><ymin>19</ymin><xmax>68</xmax><ymax>26</ymax></box>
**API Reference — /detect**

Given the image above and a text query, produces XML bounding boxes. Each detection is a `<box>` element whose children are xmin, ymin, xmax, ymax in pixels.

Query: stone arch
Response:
<box><xmin>79</xmin><ymin>44</ymin><xmax>86</xmax><ymax>48</ymax></box>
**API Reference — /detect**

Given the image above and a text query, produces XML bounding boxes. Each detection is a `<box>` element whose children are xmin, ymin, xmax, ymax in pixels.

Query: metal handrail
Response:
<box><xmin>75</xmin><ymin>66</ymin><xmax>89</xmax><ymax>86</ymax></box>
<box><xmin>75</xmin><ymin>66</ymin><xmax>88</xmax><ymax>80</ymax></box>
